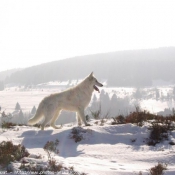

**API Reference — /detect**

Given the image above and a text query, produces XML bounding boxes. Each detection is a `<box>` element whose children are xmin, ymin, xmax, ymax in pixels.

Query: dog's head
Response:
<box><xmin>88</xmin><ymin>72</ymin><xmax>103</xmax><ymax>93</ymax></box>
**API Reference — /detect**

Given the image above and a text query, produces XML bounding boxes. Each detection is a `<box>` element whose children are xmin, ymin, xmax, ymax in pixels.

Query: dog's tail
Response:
<box><xmin>28</xmin><ymin>102</ymin><xmax>44</xmax><ymax>125</ymax></box>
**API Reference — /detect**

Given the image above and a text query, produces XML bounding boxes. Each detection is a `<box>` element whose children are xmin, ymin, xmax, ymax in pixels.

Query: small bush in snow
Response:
<box><xmin>70</xmin><ymin>127</ymin><xmax>84</xmax><ymax>143</ymax></box>
<box><xmin>19</xmin><ymin>163</ymin><xmax>45</xmax><ymax>174</ymax></box>
<box><xmin>90</xmin><ymin>103</ymin><xmax>102</xmax><ymax>119</ymax></box>
<box><xmin>90</xmin><ymin>109</ymin><xmax>101</xmax><ymax>120</ymax></box>
<box><xmin>20</xmin><ymin>155</ymin><xmax>63</xmax><ymax>173</ymax></box>
<box><xmin>148</xmin><ymin>163</ymin><xmax>167</xmax><ymax>175</ymax></box>
<box><xmin>148</xmin><ymin>123</ymin><xmax>168</xmax><ymax>146</ymax></box>
<box><xmin>125</xmin><ymin>110</ymin><xmax>154</xmax><ymax>127</ymax></box>
<box><xmin>0</xmin><ymin>111</ymin><xmax>13</xmax><ymax>128</ymax></box>
<box><xmin>43</xmin><ymin>139</ymin><xmax>64</xmax><ymax>173</ymax></box>
<box><xmin>147</xmin><ymin>122</ymin><xmax>170</xmax><ymax>146</ymax></box>
<box><xmin>112</xmin><ymin>115</ymin><xmax>125</xmax><ymax>125</ymax></box>
<box><xmin>68</xmin><ymin>166</ymin><xmax>87</xmax><ymax>175</ymax></box>
<box><xmin>48</xmin><ymin>158</ymin><xmax>63</xmax><ymax>172</ymax></box>
<box><xmin>70</xmin><ymin>127</ymin><xmax>91</xmax><ymax>143</ymax></box>
<box><xmin>44</xmin><ymin>139</ymin><xmax>86</xmax><ymax>174</ymax></box>
<box><xmin>20</xmin><ymin>159</ymin><xmax>86</xmax><ymax>175</ymax></box>
<box><xmin>100</xmin><ymin>118</ymin><xmax>107</xmax><ymax>126</ymax></box>
<box><xmin>0</xmin><ymin>141</ymin><xmax>29</xmax><ymax>167</ymax></box>
<box><xmin>43</xmin><ymin>139</ymin><xmax>59</xmax><ymax>161</ymax></box>
<box><xmin>1</xmin><ymin>122</ymin><xmax>16</xmax><ymax>129</ymax></box>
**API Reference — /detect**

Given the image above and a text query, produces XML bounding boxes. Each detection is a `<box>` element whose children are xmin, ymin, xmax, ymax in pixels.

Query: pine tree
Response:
<box><xmin>92</xmin><ymin>94</ymin><xmax>97</xmax><ymax>102</ymax></box>
<box><xmin>15</xmin><ymin>102</ymin><xmax>21</xmax><ymax>111</ymax></box>
<box><xmin>19</xmin><ymin>109</ymin><xmax>24</xmax><ymax>118</ymax></box>
<box><xmin>134</xmin><ymin>88</ymin><xmax>142</xmax><ymax>99</ymax></box>
<box><xmin>31</xmin><ymin>106</ymin><xmax>36</xmax><ymax>115</ymax></box>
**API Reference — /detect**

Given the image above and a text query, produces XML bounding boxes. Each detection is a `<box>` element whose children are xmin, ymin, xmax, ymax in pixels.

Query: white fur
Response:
<box><xmin>28</xmin><ymin>72</ymin><xmax>103</xmax><ymax>130</ymax></box>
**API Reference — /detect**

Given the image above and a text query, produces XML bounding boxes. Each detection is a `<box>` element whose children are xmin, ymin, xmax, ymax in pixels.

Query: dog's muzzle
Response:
<box><xmin>93</xmin><ymin>83</ymin><xmax>103</xmax><ymax>93</ymax></box>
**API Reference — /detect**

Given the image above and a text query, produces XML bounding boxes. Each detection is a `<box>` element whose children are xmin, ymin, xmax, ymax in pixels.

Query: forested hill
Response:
<box><xmin>0</xmin><ymin>69</ymin><xmax>21</xmax><ymax>81</ymax></box>
<box><xmin>4</xmin><ymin>47</ymin><xmax>175</xmax><ymax>87</ymax></box>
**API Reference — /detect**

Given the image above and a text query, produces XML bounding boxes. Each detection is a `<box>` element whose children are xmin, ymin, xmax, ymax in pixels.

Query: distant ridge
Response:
<box><xmin>0</xmin><ymin>68</ymin><xmax>22</xmax><ymax>81</ymax></box>
<box><xmin>3</xmin><ymin>47</ymin><xmax>175</xmax><ymax>87</ymax></box>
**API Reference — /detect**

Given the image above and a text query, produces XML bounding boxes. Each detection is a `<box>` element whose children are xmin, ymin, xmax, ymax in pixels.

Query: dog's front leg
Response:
<box><xmin>76</xmin><ymin>112</ymin><xmax>82</xmax><ymax>126</ymax></box>
<box><xmin>77</xmin><ymin>108</ymin><xmax>90</xmax><ymax>126</ymax></box>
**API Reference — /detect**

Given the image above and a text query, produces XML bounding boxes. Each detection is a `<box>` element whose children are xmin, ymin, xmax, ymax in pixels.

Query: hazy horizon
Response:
<box><xmin>1</xmin><ymin>46</ymin><xmax>171</xmax><ymax>72</ymax></box>
<box><xmin>1</xmin><ymin>0</ymin><xmax>175</xmax><ymax>71</ymax></box>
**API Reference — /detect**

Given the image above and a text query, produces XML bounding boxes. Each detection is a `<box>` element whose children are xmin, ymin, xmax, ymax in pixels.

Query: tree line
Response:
<box><xmin>2</xmin><ymin>47</ymin><xmax>175</xmax><ymax>87</ymax></box>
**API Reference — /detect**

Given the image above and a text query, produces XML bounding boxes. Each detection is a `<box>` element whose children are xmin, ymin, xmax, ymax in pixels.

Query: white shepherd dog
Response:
<box><xmin>28</xmin><ymin>72</ymin><xmax>103</xmax><ymax>130</ymax></box>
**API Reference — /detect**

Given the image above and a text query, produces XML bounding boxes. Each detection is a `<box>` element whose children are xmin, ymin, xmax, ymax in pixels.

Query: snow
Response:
<box><xmin>0</xmin><ymin>86</ymin><xmax>175</xmax><ymax>174</ymax></box>
<box><xmin>0</xmin><ymin>120</ymin><xmax>175</xmax><ymax>175</ymax></box>
<box><xmin>140</xmin><ymin>99</ymin><xmax>170</xmax><ymax>113</ymax></box>
<box><xmin>0</xmin><ymin>89</ymin><xmax>52</xmax><ymax>112</ymax></box>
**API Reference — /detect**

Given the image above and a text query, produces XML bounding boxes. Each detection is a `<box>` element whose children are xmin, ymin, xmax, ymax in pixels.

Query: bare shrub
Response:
<box><xmin>149</xmin><ymin>163</ymin><xmax>167</xmax><ymax>175</ymax></box>
<box><xmin>68</xmin><ymin>166</ymin><xmax>87</xmax><ymax>175</ymax></box>
<box><xmin>125</xmin><ymin>110</ymin><xmax>154</xmax><ymax>127</ymax></box>
<box><xmin>100</xmin><ymin>118</ymin><xmax>107</xmax><ymax>126</ymax></box>
<box><xmin>90</xmin><ymin>108</ymin><xmax>101</xmax><ymax>120</ymax></box>
<box><xmin>0</xmin><ymin>111</ymin><xmax>13</xmax><ymax>129</ymax></box>
<box><xmin>48</xmin><ymin>158</ymin><xmax>63</xmax><ymax>172</ymax></box>
<box><xmin>147</xmin><ymin>122</ymin><xmax>171</xmax><ymax>146</ymax></box>
<box><xmin>112</xmin><ymin>115</ymin><xmax>125</xmax><ymax>125</ymax></box>
<box><xmin>90</xmin><ymin>103</ymin><xmax>102</xmax><ymax>120</ymax></box>
<box><xmin>19</xmin><ymin>163</ymin><xmax>45</xmax><ymax>174</ymax></box>
<box><xmin>70</xmin><ymin>127</ymin><xmax>91</xmax><ymax>143</ymax></box>
<box><xmin>1</xmin><ymin>122</ymin><xmax>16</xmax><ymax>129</ymax></box>
<box><xmin>0</xmin><ymin>141</ymin><xmax>29</xmax><ymax>167</ymax></box>
<box><xmin>43</xmin><ymin>139</ymin><xmax>59</xmax><ymax>161</ymax></box>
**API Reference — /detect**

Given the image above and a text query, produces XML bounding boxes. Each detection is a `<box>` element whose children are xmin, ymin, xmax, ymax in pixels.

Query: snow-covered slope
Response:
<box><xmin>0</xmin><ymin>120</ymin><xmax>175</xmax><ymax>175</ymax></box>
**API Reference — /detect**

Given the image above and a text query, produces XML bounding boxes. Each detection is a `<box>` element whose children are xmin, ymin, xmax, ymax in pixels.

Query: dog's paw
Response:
<box><xmin>85</xmin><ymin>123</ymin><xmax>91</xmax><ymax>126</ymax></box>
<box><xmin>51</xmin><ymin>125</ymin><xmax>62</xmax><ymax>129</ymax></box>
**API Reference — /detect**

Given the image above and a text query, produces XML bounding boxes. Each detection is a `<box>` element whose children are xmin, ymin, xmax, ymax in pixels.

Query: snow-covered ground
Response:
<box><xmin>0</xmin><ymin>120</ymin><xmax>175</xmax><ymax>175</ymax></box>
<box><xmin>0</xmin><ymin>85</ymin><xmax>175</xmax><ymax>174</ymax></box>
<box><xmin>0</xmin><ymin>88</ymin><xmax>60</xmax><ymax>112</ymax></box>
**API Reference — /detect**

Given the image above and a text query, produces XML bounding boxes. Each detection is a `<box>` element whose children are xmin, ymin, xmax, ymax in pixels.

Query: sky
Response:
<box><xmin>0</xmin><ymin>0</ymin><xmax>175</xmax><ymax>71</ymax></box>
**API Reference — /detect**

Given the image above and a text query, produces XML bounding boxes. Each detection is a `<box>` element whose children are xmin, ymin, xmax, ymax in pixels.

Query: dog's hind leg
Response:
<box><xmin>50</xmin><ymin>110</ymin><xmax>62</xmax><ymax>129</ymax></box>
<box><xmin>77</xmin><ymin>109</ymin><xmax>90</xmax><ymax>126</ymax></box>
<box><xmin>41</xmin><ymin>104</ymin><xmax>55</xmax><ymax>130</ymax></box>
<box><xmin>41</xmin><ymin>116</ymin><xmax>52</xmax><ymax>130</ymax></box>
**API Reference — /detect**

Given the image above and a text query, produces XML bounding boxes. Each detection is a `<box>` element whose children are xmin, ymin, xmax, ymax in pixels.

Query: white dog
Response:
<box><xmin>28</xmin><ymin>72</ymin><xmax>103</xmax><ymax>130</ymax></box>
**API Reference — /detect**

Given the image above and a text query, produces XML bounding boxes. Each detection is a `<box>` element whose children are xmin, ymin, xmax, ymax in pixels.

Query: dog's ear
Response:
<box><xmin>88</xmin><ymin>72</ymin><xmax>93</xmax><ymax>80</ymax></box>
<box><xmin>89</xmin><ymin>72</ymin><xmax>93</xmax><ymax>77</ymax></box>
